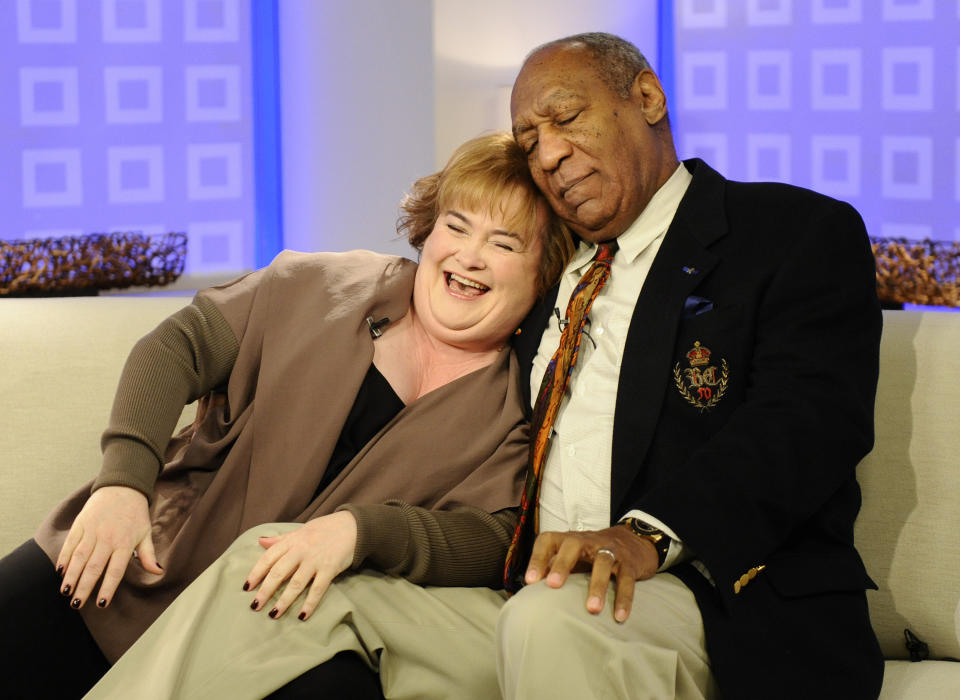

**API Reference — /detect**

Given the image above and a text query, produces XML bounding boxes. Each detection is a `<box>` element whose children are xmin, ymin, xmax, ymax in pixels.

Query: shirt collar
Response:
<box><xmin>565</xmin><ymin>163</ymin><xmax>693</xmax><ymax>276</ymax></box>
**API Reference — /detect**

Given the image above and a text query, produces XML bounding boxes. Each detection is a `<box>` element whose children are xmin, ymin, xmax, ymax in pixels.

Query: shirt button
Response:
<box><xmin>596</xmin><ymin>327</ymin><xmax>604</xmax><ymax>336</ymax></box>
<box><xmin>576</xmin><ymin>523</ymin><xmax>585</xmax><ymax>531</ymax></box>
<box><xmin>567</xmin><ymin>445</ymin><xmax>576</xmax><ymax>457</ymax></box>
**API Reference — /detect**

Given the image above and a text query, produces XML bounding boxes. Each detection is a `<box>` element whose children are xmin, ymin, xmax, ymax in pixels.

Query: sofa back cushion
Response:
<box><xmin>0</xmin><ymin>296</ymin><xmax>195</xmax><ymax>557</ymax></box>
<box><xmin>855</xmin><ymin>310</ymin><xmax>960</xmax><ymax>660</ymax></box>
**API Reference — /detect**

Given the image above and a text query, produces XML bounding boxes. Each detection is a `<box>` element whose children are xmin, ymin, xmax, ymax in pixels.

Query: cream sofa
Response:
<box><xmin>1</xmin><ymin>297</ymin><xmax>958</xmax><ymax>698</ymax></box>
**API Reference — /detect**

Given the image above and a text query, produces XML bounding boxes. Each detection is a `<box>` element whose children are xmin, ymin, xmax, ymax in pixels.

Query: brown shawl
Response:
<box><xmin>36</xmin><ymin>250</ymin><xmax>528</xmax><ymax>661</ymax></box>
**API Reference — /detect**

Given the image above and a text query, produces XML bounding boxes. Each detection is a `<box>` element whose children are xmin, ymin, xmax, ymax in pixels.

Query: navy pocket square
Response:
<box><xmin>682</xmin><ymin>295</ymin><xmax>714</xmax><ymax>318</ymax></box>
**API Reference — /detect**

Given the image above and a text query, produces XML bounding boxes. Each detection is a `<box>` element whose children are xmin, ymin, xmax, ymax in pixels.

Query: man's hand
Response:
<box><xmin>244</xmin><ymin>511</ymin><xmax>357</xmax><ymax>621</ymax></box>
<box><xmin>56</xmin><ymin>485</ymin><xmax>162</xmax><ymax>609</ymax></box>
<box><xmin>525</xmin><ymin>524</ymin><xmax>659</xmax><ymax>622</ymax></box>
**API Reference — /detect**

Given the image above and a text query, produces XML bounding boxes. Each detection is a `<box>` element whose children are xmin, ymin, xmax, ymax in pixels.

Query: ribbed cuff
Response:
<box><xmin>336</xmin><ymin>502</ymin><xmax>408</xmax><ymax>570</ymax></box>
<box><xmin>93</xmin><ymin>439</ymin><xmax>161</xmax><ymax>500</ymax></box>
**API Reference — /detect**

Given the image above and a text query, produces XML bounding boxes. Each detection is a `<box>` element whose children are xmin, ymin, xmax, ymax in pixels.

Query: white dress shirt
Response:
<box><xmin>531</xmin><ymin>163</ymin><xmax>693</xmax><ymax>569</ymax></box>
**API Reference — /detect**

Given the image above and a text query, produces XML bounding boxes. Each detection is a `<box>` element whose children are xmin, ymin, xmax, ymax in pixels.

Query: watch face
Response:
<box><xmin>630</xmin><ymin>519</ymin><xmax>661</xmax><ymax>537</ymax></box>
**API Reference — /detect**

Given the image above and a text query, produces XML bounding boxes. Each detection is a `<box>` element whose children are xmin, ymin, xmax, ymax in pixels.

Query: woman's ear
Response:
<box><xmin>631</xmin><ymin>70</ymin><xmax>669</xmax><ymax>126</ymax></box>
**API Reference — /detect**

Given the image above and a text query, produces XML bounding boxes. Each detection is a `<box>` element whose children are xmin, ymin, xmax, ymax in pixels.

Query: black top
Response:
<box><xmin>314</xmin><ymin>363</ymin><xmax>405</xmax><ymax>498</ymax></box>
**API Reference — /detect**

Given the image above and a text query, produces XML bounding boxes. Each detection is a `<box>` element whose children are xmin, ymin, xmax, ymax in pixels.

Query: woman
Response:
<box><xmin>0</xmin><ymin>132</ymin><xmax>572</xmax><ymax>698</ymax></box>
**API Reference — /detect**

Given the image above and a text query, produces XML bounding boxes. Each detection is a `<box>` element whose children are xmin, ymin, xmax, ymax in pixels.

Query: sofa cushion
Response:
<box><xmin>0</xmin><ymin>296</ymin><xmax>194</xmax><ymax>557</ymax></box>
<box><xmin>879</xmin><ymin>660</ymin><xmax>960</xmax><ymax>700</ymax></box>
<box><xmin>856</xmin><ymin>311</ymin><xmax>960</xmax><ymax>662</ymax></box>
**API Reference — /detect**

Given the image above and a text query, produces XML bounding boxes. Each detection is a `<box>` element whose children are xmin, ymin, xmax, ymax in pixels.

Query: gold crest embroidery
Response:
<box><xmin>673</xmin><ymin>341</ymin><xmax>728</xmax><ymax>411</ymax></box>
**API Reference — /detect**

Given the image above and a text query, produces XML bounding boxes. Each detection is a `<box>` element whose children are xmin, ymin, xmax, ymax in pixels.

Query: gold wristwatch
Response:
<box><xmin>620</xmin><ymin>517</ymin><xmax>670</xmax><ymax>568</ymax></box>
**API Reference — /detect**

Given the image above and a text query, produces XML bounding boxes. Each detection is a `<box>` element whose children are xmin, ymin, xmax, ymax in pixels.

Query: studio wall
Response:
<box><xmin>672</xmin><ymin>0</ymin><xmax>960</xmax><ymax>245</ymax></box>
<box><xmin>433</xmin><ymin>0</ymin><xmax>659</xmax><ymax>168</ymax></box>
<box><xmin>277</xmin><ymin>0</ymin><xmax>434</xmax><ymax>260</ymax></box>
<box><xmin>2</xmin><ymin>0</ymin><xmax>257</xmax><ymax>283</ymax></box>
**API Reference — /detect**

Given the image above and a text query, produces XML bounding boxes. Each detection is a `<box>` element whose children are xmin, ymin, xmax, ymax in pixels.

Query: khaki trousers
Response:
<box><xmin>496</xmin><ymin>574</ymin><xmax>718</xmax><ymax>700</ymax></box>
<box><xmin>85</xmin><ymin>524</ymin><xmax>716</xmax><ymax>699</ymax></box>
<box><xmin>84</xmin><ymin>524</ymin><xmax>506</xmax><ymax>700</ymax></box>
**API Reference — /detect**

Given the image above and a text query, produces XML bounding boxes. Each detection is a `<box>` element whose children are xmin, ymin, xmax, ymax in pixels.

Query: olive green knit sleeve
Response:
<box><xmin>93</xmin><ymin>295</ymin><xmax>239</xmax><ymax>498</ymax></box>
<box><xmin>337</xmin><ymin>501</ymin><xmax>518</xmax><ymax>589</ymax></box>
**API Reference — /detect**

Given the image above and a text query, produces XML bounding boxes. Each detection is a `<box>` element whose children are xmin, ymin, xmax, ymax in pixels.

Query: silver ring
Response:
<box><xmin>596</xmin><ymin>548</ymin><xmax>616</xmax><ymax>561</ymax></box>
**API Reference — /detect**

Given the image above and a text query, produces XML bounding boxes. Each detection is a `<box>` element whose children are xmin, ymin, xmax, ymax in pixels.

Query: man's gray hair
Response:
<box><xmin>527</xmin><ymin>32</ymin><xmax>652</xmax><ymax>98</ymax></box>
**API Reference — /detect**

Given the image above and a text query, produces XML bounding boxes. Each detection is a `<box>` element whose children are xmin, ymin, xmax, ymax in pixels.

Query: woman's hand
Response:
<box><xmin>56</xmin><ymin>485</ymin><xmax>162</xmax><ymax>609</ymax></box>
<box><xmin>245</xmin><ymin>511</ymin><xmax>358</xmax><ymax>621</ymax></box>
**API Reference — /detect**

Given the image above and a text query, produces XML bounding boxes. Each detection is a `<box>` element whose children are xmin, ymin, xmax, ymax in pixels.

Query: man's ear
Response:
<box><xmin>631</xmin><ymin>70</ymin><xmax>668</xmax><ymax>126</ymax></box>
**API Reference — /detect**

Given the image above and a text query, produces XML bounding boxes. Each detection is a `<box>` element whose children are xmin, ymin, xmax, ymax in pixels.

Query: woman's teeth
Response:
<box><xmin>447</xmin><ymin>272</ymin><xmax>489</xmax><ymax>296</ymax></box>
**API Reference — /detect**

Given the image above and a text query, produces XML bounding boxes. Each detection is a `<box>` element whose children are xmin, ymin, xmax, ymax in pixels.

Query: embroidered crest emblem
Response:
<box><xmin>673</xmin><ymin>341</ymin><xmax>728</xmax><ymax>411</ymax></box>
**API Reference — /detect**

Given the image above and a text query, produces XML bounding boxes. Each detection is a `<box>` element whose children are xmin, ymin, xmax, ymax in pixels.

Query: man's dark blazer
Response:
<box><xmin>513</xmin><ymin>159</ymin><xmax>885</xmax><ymax>700</ymax></box>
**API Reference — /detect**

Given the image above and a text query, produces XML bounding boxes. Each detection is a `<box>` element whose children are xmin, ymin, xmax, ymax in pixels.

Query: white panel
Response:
<box><xmin>107</xmin><ymin>146</ymin><xmax>165</xmax><ymax>203</ymax></box>
<box><xmin>811</xmin><ymin>0</ymin><xmax>862</xmax><ymax>23</ymax></box>
<box><xmin>184</xmin><ymin>0</ymin><xmax>239</xmax><ymax>42</ymax></box>
<box><xmin>186</xmin><ymin>143</ymin><xmax>242</xmax><ymax>200</ymax></box>
<box><xmin>187</xmin><ymin>220</ymin><xmax>244</xmax><ymax>271</ymax></box>
<box><xmin>681</xmin><ymin>52</ymin><xmax>728</xmax><ymax>110</ymax></box>
<box><xmin>810</xmin><ymin>135</ymin><xmax>861</xmax><ymax>197</ymax></box>
<box><xmin>747</xmin><ymin>51</ymin><xmax>791</xmax><ymax>110</ymax></box>
<box><xmin>184</xmin><ymin>65</ymin><xmax>241</xmax><ymax>122</ymax></box>
<box><xmin>746</xmin><ymin>134</ymin><xmax>792</xmax><ymax>182</ymax></box>
<box><xmin>17</xmin><ymin>0</ymin><xmax>77</xmax><ymax>43</ymax></box>
<box><xmin>881</xmin><ymin>136</ymin><xmax>933</xmax><ymax>200</ymax></box>
<box><xmin>879</xmin><ymin>223</ymin><xmax>932</xmax><ymax>240</ymax></box>
<box><xmin>882</xmin><ymin>0</ymin><xmax>934</xmax><ymax>21</ymax></box>
<box><xmin>101</xmin><ymin>0</ymin><xmax>161</xmax><ymax>43</ymax></box>
<box><xmin>19</xmin><ymin>67</ymin><xmax>79</xmax><ymax>126</ymax></box>
<box><xmin>747</xmin><ymin>0</ymin><xmax>792</xmax><ymax>26</ymax></box>
<box><xmin>882</xmin><ymin>48</ymin><xmax>934</xmax><ymax>111</ymax></box>
<box><xmin>683</xmin><ymin>133</ymin><xmax>729</xmax><ymax>175</ymax></box>
<box><xmin>104</xmin><ymin>66</ymin><xmax>163</xmax><ymax>124</ymax></box>
<box><xmin>811</xmin><ymin>49</ymin><xmax>862</xmax><ymax>111</ymax></box>
<box><xmin>679</xmin><ymin>0</ymin><xmax>728</xmax><ymax>28</ymax></box>
<box><xmin>22</xmin><ymin>149</ymin><xmax>83</xmax><ymax>207</ymax></box>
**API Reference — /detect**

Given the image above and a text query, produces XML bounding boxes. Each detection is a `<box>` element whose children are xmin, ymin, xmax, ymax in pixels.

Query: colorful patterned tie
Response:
<box><xmin>504</xmin><ymin>240</ymin><xmax>618</xmax><ymax>591</ymax></box>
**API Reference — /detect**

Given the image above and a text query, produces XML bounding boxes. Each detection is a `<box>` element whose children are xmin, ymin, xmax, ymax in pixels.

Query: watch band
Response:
<box><xmin>620</xmin><ymin>517</ymin><xmax>670</xmax><ymax>569</ymax></box>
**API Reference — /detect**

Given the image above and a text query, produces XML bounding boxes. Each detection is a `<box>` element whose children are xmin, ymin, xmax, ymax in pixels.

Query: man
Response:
<box><xmin>498</xmin><ymin>32</ymin><xmax>884</xmax><ymax>699</ymax></box>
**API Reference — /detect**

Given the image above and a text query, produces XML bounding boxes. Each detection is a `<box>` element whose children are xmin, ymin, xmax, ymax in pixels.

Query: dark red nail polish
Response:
<box><xmin>97</xmin><ymin>598</ymin><xmax>107</xmax><ymax>608</ymax></box>
<box><xmin>242</xmin><ymin>581</ymin><xmax>250</xmax><ymax>591</ymax></box>
<box><xmin>268</xmin><ymin>608</ymin><xmax>279</xmax><ymax>619</ymax></box>
<box><xmin>298</xmin><ymin>612</ymin><xmax>306</xmax><ymax>621</ymax></box>
<box><xmin>61</xmin><ymin>584</ymin><xmax>71</xmax><ymax>596</ymax></box>
<box><xmin>71</xmin><ymin>598</ymin><xmax>81</xmax><ymax>609</ymax></box>
<box><xmin>250</xmin><ymin>600</ymin><xmax>259</xmax><ymax>610</ymax></box>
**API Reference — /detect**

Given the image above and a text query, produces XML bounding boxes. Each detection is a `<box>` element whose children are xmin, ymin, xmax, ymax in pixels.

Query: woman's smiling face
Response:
<box><xmin>412</xmin><ymin>193</ymin><xmax>544</xmax><ymax>351</ymax></box>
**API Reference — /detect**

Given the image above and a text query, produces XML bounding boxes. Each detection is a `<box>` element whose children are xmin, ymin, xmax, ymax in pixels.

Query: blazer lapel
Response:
<box><xmin>609</xmin><ymin>159</ymin><xmax>728</xmax><ymax>516</ymax></box>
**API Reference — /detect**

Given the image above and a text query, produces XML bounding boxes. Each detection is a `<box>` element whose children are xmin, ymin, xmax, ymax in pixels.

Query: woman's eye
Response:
<box><xmin>447</xmin><ymin>224</ymin><xmax>466</xmax><ymax>234</ymax></box>
<box><xmin>522</xmin><ymin>140</ymin><xmax>537</xmax><ymax>155</ymax></box>
<box><xmin>491</xmin><ymin>237</ymin><xmax>520</xmax><ymax>252</ymax></box>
